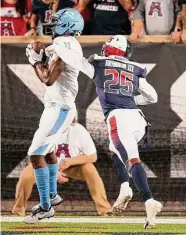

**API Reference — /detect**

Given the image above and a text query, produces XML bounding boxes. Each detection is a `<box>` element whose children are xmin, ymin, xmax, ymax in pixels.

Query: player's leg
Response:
<box><xmin>23</xmin><ymin>107</ymin><xmax>60</xmax><ymax>223</ymax></box>
<box><xmin>112</xmin><ymin>154</ymin><xmax>129</xmax><ymax>186</ymax></box>
<box><xmin>23</xmin><ymin>105</ymin><xmax>75</xmax><ymax>223</ymax></box>
<box><xmin>43</xmin><ymin>107</ymin><xmax>76</xmax><ymax>207</ymax></box>
<box><xmin>126</xmin><ymin>146</ymin><xmax>162</xmax><ymax>229</ymax></box>
<box><xmin>111</xmin><ymin>153</ymin><xmax>133</xmax><ymax>213</ymax></box>
<box><xmin>45</xmin><ymin>152</ymin><xmax>63</xmax><ymax>206</ymax></box>
<box><xmin>107</xmin><ymin>110</ymin><xmax>162</xmax><ymax>228</ymax></box>
<box><xmin>131</xmin><ymin>113</ymin><xmax>163</xmax><ymax>228</ymax></box>
<box><xmin>24</xmin><ymin>155</ymin><xmax>55</xmax><ymax>223</ymax></box>
<box><xmin>12</xmin><ymin>163</ymin><xmax>35</xmax><ymax>216</ymax></box>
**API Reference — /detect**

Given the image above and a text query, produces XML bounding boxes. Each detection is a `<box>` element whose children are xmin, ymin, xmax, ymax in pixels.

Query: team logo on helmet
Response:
<box><xmin>51</xmin><ymin>8</ymin><xmax>84</xmax><ymax>37</ymax></box>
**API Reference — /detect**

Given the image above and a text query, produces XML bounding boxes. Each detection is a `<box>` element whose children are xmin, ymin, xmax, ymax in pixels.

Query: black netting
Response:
<box><xmin>1</xmin><ymin>43</ymin><xmax>186</xmax><ymax>208</ymax></box>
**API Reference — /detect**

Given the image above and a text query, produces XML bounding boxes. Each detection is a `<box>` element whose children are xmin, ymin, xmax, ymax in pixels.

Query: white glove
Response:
<box><xmin>25</xmin><ymin>42</ymin><xmax>44</xmax><ymax>66</ymax></box>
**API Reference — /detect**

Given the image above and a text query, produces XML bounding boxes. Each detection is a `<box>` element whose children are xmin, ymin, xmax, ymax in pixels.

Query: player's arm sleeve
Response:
<box><xmin>53</xmin><ymin>43</ymin><xmax>95</xmax><ymax>79</ymax></box>
<box><xmin>134</xmin><ymin>78</ymin><xmax>158</xmax><ymax>105</ymax></box>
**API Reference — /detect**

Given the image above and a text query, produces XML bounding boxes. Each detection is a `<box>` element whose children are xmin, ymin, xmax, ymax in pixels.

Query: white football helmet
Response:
<box><xmin>101</xmin><ymin>35</ymin><xmax>132</xmax><ymax>59</ymax></box>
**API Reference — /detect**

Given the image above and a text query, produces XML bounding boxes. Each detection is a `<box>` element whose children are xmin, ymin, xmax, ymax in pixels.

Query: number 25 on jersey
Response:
<box><xmin>104</xmin><ymin>69</ymin><xmax>134</xmax><ymax>96</ymax></box>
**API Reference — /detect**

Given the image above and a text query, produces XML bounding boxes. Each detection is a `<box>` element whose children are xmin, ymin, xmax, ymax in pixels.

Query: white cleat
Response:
<box><xmin>144</xmin><ymin>200</ymin><xmax>163</xmax><ymax>229</ymax></box>
<box><xmin>23</xmin><ymin>205</ymin><xmax>55</xmax><ymax>224</ymax></box>
<box><xmin>112</xmin><ymin>184</ymin><xmax>133</xmax><ymax>214</ymax></box>
<box><xmin>50</xmin><ymin>194</ymin><xmax>63</xmax><ymax>206</ymax></box>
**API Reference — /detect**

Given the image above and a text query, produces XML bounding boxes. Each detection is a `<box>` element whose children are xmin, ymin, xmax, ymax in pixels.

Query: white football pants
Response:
<box><xmin>106</xmin><ymin>109</ymin><xmax>147</xmax><ymax>164</ymax></box>
<box><xmin>28</xmin><ymin>102</ymin><xmax>76</xmax><ymax>156</ymax></box>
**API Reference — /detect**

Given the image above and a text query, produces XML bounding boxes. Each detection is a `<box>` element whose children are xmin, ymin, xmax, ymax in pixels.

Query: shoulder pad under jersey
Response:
<box><xmin>53</xmin><ymin>36</ymin><xmax>77</xmax><ymax>45</ymax></box>
<box><xmin>88</xmin><ymin>54</ymin><xmax>108</xmax><ymax>61</ymax></box>
<box><xmin>53</xmin><ymin>36</ymin><xmax>82</xmax><ymax>56</ymax></box>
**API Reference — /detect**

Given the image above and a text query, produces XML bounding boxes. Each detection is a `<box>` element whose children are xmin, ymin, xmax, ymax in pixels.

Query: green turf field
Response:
<box><xmin>1</xmin><ymin>217</ymin><xmax>186</xmax><ymax>235</ymax></box>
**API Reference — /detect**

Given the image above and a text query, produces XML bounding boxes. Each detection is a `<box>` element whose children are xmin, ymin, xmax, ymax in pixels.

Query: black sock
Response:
<box><xmin>131</xmin><ymin>163</ymin><xmax>152</xmax><ymax>201</ymax></box>
<box><xmin>112</xmin><ymin>154</ymin><xmax>129</xmax><ymax>184</ymax></box>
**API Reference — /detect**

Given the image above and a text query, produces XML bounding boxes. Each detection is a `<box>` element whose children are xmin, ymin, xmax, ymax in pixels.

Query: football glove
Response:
<box><xmin>26</xmin><ymin>42</ymin><xmax>44</xmax><ymax>66</ymax></box>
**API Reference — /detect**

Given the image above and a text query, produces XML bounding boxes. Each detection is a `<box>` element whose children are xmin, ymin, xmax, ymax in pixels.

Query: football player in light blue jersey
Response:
<box><xmin>24</xmin><ymin>8</ymin><xmax>84</xmax><ymax>223</ymax></box>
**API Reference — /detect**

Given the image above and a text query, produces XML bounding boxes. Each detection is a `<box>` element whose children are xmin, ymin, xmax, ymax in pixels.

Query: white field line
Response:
<box><xmin>1</xmin><ymin>216</ymin><xmax>186</xmax><ymax>224</ymax></box>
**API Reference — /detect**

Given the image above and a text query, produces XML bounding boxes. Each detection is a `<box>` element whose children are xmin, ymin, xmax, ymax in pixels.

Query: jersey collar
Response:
<box><xmin>107</xmin><ymin>55</ymin><xmax>129</xmax><ymax>62</ymax></box>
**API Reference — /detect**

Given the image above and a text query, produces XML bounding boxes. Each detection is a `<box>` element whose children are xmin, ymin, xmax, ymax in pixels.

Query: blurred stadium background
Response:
<box><xmin>1</xmin><ymin>36</ymin><xmax>186</xmax><ymax>217</ymax></box>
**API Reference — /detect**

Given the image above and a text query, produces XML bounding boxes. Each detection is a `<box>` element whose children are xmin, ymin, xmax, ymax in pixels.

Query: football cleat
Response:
<box><xmin>144</xmin><ymin>200</ymin><xmax>163</xmax><ymax>229</ymax></box>
<box><xmin>50</xmin><ymin>194</ymin><xmax>63</xmax><ymax>206</ymax></box>
<box><xmin>112</xmin><ymin>186</ymin><xmax>133</xmax><ymax>214</ymax></box>
<box><xmin>23</xmin><ymin>204</ymin><xmax>55</xmax><ymax>224</ymax></box>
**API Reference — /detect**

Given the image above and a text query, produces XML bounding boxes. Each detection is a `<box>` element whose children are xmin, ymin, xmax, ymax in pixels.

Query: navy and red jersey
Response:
<box><xmin>92</xmin><ymin>56</ymin><xmax>147</xmax><ymax>117</ymax></box>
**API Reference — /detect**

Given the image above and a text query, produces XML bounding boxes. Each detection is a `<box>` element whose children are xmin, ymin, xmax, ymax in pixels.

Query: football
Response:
<box><xmin>32</xmin><ymin>41</ymin><xmax>47</xmax><ymax>64</ymax></box>
<box><xmin>32</xmin><ymin>41</ymin><xmax>45</xmax><ymax>53</ymax></box>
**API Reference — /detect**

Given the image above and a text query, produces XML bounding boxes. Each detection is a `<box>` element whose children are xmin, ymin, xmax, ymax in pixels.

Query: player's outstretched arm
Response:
<box><xmin>53</xmin><ymin>43</ymin><xmax>95</xmax><ymax>79</ymax></box>
<box><xmin>134</xmin><ymin>78</ymin><xmax>158</xmax><ymax>105</ymax></box>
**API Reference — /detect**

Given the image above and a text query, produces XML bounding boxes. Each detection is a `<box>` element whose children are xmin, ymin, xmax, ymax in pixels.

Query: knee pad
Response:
<box><xmin>127</xmin><ymin>158</ymin><xmax>141</xmax><ymax>171</ymax></box>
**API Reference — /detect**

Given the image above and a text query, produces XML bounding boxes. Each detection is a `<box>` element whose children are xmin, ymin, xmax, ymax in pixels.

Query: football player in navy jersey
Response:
<box><xmin>54</xmin><ymin>35</ymin><xmax>163</xmax><ymax>229</ymax></box>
